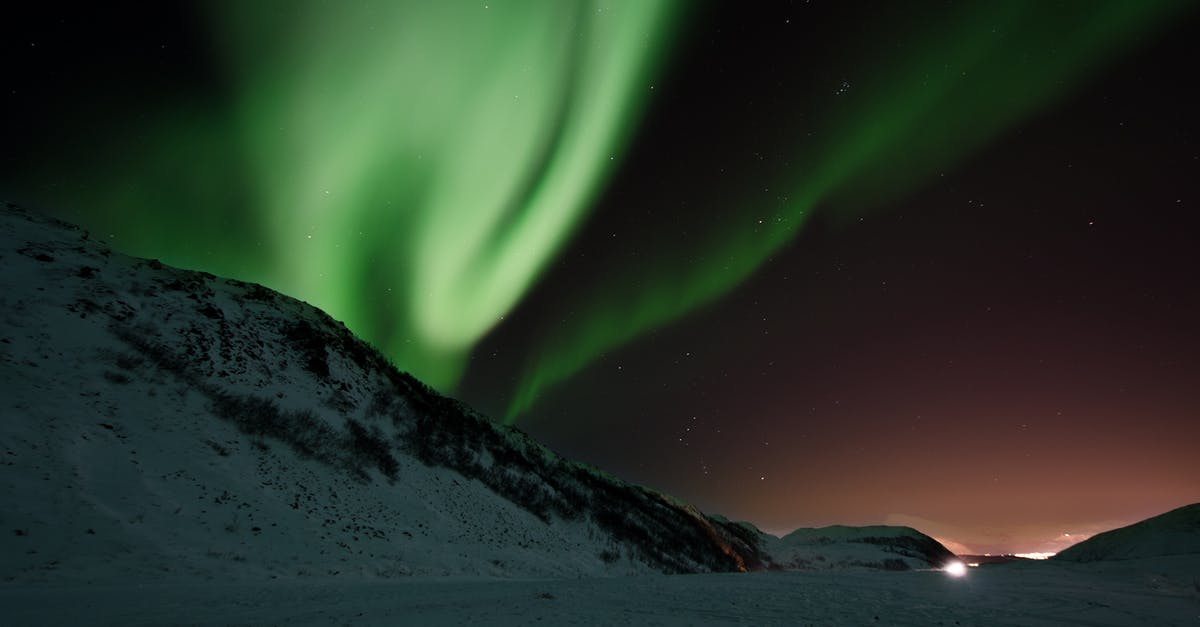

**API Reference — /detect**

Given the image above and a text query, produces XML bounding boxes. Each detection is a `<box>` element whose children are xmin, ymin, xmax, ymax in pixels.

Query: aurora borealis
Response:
<box><xmin>5</xmin><ymin>1</ymin><xmax>1199</xmax><ymax>555</ymax></box>
<box><xmin>502</xmin><ymin>0</ymin><xmax>1187</xmax><ymax>420</ymax></box>
<box><xmin>217</xmin><ymin>1</ymin><xmax>683</xmax><ymax>389</ymax></box>
<box><xmin>11</xmin><ymin>0</ymin><xmax>685</xmax><ymax>390</ymax></box>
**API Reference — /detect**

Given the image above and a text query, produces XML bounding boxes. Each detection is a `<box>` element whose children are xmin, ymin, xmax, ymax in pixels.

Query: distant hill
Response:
<box><xmin>1053</xmin><ymin>504</ymin><xmax>1200</xmax><ymax>562</ymax></box>
<box><xmin>755</xmin><ymin>524</ymin><xmax>957</xmax><ymax>571</ymax></box>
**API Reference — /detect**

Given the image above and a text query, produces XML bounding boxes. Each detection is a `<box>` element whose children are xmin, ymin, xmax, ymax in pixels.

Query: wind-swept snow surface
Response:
<box><xmin>3</xmin><ymin>556</ymin><xmax>1199</xmax><ymax>626</ymax></box>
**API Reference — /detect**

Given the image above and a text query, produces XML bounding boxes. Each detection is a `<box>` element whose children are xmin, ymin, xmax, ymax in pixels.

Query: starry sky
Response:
<box><xmin>4</xmin><ymin>1</ymin><xmax>1199</xmax><ymax>555</ymax></box>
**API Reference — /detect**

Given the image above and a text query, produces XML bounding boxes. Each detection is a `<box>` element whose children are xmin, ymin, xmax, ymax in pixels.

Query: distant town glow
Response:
<box><xmin>1014</xmin><ymin>552</ymin><xmax>1056</xmax><ymax>560</ymax></box>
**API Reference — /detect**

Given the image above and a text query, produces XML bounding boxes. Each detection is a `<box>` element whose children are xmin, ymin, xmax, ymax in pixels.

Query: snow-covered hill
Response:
<box><xmin>0</xmin><ymin>201</ymin><xmax>766</xmax><ymax>582</ymax></box>
<box><xmin>0</xmin><ymin>201</ymin><xmax>956</xmax><ymax>584</ymax></box>
<box><xmin>1053</xmin><ymin>503</ymin><xmax>1200</xmax><ymax>562</ymax></box>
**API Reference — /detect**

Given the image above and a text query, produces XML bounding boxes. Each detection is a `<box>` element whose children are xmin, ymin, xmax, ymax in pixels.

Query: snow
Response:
<box><xmin>2</xmin><ymin>556</ymin><xmax>1199</xmax><ymax>625</ymax></box>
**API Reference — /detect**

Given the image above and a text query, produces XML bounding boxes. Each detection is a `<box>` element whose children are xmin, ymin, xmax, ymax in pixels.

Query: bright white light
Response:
<box><xmin>943</xmin><ymin>561</ymin><xmax>968</xmax><ymax>577</ymax></box>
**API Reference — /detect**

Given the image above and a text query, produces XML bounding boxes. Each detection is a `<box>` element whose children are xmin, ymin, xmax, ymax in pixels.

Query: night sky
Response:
<box><xmin>4</xmin><ymin>1</ymin><xmax>1198</xmax><ymax>555</ymax></box>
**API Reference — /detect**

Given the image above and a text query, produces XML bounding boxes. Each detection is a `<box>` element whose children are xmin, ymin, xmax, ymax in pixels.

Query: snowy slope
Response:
<box><xmin>0</xmin><ymin>201</ymin><xmax>764</xmax><ymax>582</ymax></box>
<box><xmin>1054</xmin><ymin>503</ymin><xmax>1200</xmax><ymax>562</ymax></box>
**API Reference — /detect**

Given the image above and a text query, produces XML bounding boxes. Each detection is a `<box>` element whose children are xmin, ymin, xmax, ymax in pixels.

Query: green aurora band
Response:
<box><xmin>7</xmin><ymin>1</ymin><xmax>1186</xmax><ymax>423</ymax></box>
<box><xmin>218</xmin><ymin>0</ymin><xmax>682</xmax><ymax>388</ymax></box>
<box><xmin>503</xmin><ymin>0</ymin><xmax>1187</xmax><ymax>421</ymax></box>
<box><xmin>18</xmin><ymin>0</ymin><xmax>680</xmax><ymax>390</ymax></box>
